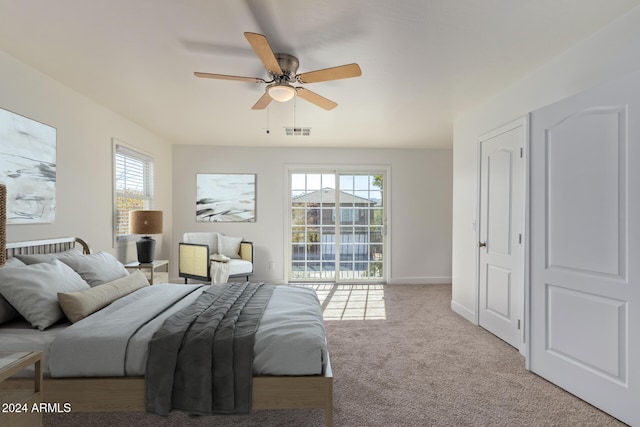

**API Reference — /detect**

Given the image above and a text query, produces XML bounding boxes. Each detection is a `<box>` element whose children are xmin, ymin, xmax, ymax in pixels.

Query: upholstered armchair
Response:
<box><xmin>179</xmin><ymin>232</ymin><xmax>254</xmax><ymax>283</ymax></box>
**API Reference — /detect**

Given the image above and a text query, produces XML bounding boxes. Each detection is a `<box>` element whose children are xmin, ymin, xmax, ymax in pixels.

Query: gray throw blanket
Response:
<box><xmin>145</xmin><ymin>282</ymin><xmax>274</xmax><ymax>416</ymax></box>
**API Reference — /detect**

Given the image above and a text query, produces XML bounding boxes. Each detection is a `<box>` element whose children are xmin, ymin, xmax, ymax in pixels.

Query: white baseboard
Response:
<box><xmin>386</xmin><ymin>276</ymin><xmax>452</xmax><ymax>285</ymax></box>
<box><xmin>451</xmin><ymin>300</ymin><xmax>476</xmax><ymax>323</ymax></box>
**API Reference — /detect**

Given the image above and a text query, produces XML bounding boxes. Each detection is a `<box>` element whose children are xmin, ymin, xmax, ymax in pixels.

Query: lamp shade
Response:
<box><xmin>129</xmin><ymin>210</ymin><xmax>163</xmax><ymax>235</ymax></box>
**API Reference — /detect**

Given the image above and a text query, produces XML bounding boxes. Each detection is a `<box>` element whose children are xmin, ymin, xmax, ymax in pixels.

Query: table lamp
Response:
<box><xmin>129</xmin><ymin>210</ymin><xmax>163</xmax><ymax>263</ymax></box>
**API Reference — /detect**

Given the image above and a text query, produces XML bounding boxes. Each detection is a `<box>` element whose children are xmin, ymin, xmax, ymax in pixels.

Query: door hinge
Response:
<box><xmin>517</xmin><ymin>319</ymin><xmax>521</xmax><ymax>330</ymax></box>
<box><xmin>520</xmin><ymin>147</ymin><xmax>523</xmax><ymax>158</ymax></box>
<box><xmin>518</xmin><ymin>233</ymin><xmax>522</xmax><ymax>244</ymax></box>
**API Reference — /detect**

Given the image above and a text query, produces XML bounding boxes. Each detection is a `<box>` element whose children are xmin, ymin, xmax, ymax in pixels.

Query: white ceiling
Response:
<box><xmin>0</xmin><ymin>0</ymin><xmax>639</xmax><ymax>149</ymax></box>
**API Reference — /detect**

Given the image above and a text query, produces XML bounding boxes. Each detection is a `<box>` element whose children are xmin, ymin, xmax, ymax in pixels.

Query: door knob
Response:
<box><xmin>478</xmin><ymin>241</ymin><xmax>486</xmax><ymax>248</ymax></box>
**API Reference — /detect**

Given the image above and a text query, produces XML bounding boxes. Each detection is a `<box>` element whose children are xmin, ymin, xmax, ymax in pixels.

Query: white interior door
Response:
<box><xmin>529</xmin><ymin>70</ymin><xmax>640</xmax><ymax>425</ymax></box>
<box><xmin>478</xmin><ymin>119</ymin><xmax>526</xmax><ymax>350</ymax></box>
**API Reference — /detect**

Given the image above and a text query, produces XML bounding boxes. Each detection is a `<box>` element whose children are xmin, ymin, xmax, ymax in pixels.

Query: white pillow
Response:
<box><xmin>0</xmin><ymin>258</ymin><xmax>26</xmax><ymax>324</ymax></box>
<box><xmin>0</xmin><ymin>260</ymin><xmax>91</xmax><ymax>330</ymax></box>
<box><xmin>217</xmin><ymin>235</ymin><xmax>242</xmax><ymax>259</ymax></box>
<box><xmin>59</xmin><ymin>252</ymin><xmax>129</xmax><ymax>287</ymax></box>
<box><xmin>4</xmin><ymin>257</ymin><xmax>26</xmax><ymax>267</ymax></box>
<box><xmin>58</xmin><ymin>270</ymin><xmax>149</xmax><ymax>323</ymax></box>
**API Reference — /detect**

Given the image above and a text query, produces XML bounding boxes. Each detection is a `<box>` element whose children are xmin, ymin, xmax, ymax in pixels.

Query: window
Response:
<box><xmin>289</xmin><ymin>170</ymin><xmax>386</xmax><ymax>282</ymax></box>
<box><xmin>332</xmin><ymin>207</ymin><xmax>355</xmax><ymax>223</ymax></box>
<box><xmin>113</xmin><ymin>143</ymin><xmax>154</xmax><ymax>240</ymax></box>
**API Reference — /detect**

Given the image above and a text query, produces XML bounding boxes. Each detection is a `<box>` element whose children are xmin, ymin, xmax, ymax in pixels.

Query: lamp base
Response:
<box><xmin>136</xmin><ymin>236</ymin><xmax>156</xmax><ymax>264</ymax></box>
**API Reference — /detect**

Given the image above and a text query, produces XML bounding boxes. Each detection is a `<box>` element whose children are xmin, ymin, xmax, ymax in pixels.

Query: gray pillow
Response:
<box><xmin>15</xmin><ymin>248</ymin><xmax>83</xmax><ymax>265</ymax></box>
<box><xmin>0</xmin><ymin>260</ymin><xmax>91</xmax><ymax>330</ymax></box>
<box><xmin>0</xmin><ymin>258</ymin><xmax>27</xmax><ymax>324</ymax></box>
<box><xmin>217</xmin><ymin>235</ymin><xmax>242</xmax><ymax>259</ymax></box>
<box><xmin>59</xmin><ymin>252</ymin><xmax>129</xmax><ymax>287</ymax></box>
<box><xmin>0</xmin><ymin>297</ymin><xmax>19</xmax><ymax>324</ymax></box>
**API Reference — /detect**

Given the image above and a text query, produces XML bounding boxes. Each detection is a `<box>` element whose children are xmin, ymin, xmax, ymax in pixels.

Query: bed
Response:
<box><xmin>0</xmin><ymin>237</ymin><xmax>333</xmax><ymax>426</ymax></box>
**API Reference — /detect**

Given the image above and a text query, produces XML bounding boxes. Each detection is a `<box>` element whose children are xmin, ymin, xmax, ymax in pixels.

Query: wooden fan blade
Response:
<box><xmin>252</xmin><ymin>92</ymin><xmax>273</xmax><ymax>110</ymax></box>
<box><xmin>244</xmin><ymin>32</ymin><xmax>283</xmax><ymax>75</ymax></box>
<box><xmin>297</xmin><ymin>63</ymin><xmax>362</xmax><ymax>84</ymax></box>
<box><xmin>194</xmin><ymin>72</ymin><xmax>265</xmax><ymax>83</ymax></box>
<box><xmin>296</xmin><ymin>88</ymin><xmax>338</xmax><ymax>110</ymax></box>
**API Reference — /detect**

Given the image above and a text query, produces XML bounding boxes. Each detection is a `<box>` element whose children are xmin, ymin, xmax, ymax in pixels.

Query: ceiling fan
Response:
<box><xmin>194</xmin><ymin>32</ymin><xmax>362</xmax><ymax>111</ymax></box>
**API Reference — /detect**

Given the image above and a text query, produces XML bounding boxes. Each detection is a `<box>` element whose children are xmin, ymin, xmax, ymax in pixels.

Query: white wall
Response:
<box><xmin>451</xmin><ymin>6</ymin><xmax>640</xmax><ymax>321</ymax></box>
<box><xmin>172</xmin><ymin>145</ymin><xmax>452</xmax><ymax>284</ymax></box>
<box><xmin>0</xmin><ymin>51</ymin><xmax>174</xmax><ymax>262</ymax></box>
<box><xmin>0</xmin><ymin>47</ymin><xmax>452</xmax><ymax>284</ymax></box>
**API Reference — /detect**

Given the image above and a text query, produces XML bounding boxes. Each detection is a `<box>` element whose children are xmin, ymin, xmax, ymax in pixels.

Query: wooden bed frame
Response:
<box><xmin>2</xmin><ymin>237</ymin><xmax>333</xmax><ymax>426</ymax></box>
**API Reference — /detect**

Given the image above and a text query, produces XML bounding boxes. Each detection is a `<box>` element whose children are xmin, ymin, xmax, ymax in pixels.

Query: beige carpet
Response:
<box><xmin>44</xmin><ymin>284</ymin><xmax>624</xmax><ymax>426</ymax></box>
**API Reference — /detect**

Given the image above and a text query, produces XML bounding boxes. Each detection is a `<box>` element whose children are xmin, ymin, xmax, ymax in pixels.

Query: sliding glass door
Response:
<box><xmin>289</xmin><ymin>170</ymin><xmax>386</xmax><ymax>282</ymax></box>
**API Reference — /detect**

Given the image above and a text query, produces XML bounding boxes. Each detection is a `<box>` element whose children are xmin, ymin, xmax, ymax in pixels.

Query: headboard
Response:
<box><xmin>5</xmin><ymin>237</ymin><xmax>91</xmax><ymax>259</ymax></box>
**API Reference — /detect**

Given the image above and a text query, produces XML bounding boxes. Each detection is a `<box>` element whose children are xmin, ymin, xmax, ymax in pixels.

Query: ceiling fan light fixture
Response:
<box><xmin>195</xmin><ymin>33</ymin><xmax>361</xmax><ymax>110</ymax></box>
<box><xmin>268</xmin><ymin>84</ymin><xmax>296</xmax><ymax>102</ymax></box>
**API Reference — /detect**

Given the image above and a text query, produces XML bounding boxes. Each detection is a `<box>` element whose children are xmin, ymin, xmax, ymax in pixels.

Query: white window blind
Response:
<box><xmin>114</xmin><ymin>144</ymin><xmax>154</xmax><ymax>238</ymax></box>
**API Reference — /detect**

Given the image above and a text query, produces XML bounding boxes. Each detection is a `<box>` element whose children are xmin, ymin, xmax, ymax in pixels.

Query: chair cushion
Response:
<box><xmin>183</xmin><ymin>232</ymin><xmax>220</xmax><ymax>254</ymax></box>
<box><xmin>228</xmin><ymin>259</ymin><xmax>253</xmax><ymax>276</ymax></box>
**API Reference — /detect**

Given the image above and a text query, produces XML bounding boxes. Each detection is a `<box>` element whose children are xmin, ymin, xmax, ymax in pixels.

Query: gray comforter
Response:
<box><xmin>145</xmin><ymin>282</ymin><xmax>274</xmax><ymax>416</ymax></box>
<box><xmin>47</xmin><ymin>284</ymin><xmax>326</xmax><ymax>379</ymax></box>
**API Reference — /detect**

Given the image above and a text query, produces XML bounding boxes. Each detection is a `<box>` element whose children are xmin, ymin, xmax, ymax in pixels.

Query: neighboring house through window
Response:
<box><xmin>113</xmin><ymin>141</ymin><xmax>154</xmax><ymax>241</ymax></box>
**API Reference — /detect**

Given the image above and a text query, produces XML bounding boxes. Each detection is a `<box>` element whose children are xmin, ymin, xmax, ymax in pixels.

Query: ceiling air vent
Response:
<box><xmin>284</xmin><ymin>127</ymin><xmax>311</xmax><ymax>136</ymax></box>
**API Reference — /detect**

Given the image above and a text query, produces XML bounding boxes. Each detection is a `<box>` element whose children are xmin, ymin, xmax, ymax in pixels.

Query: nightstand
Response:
<box><xmin>0</xmin><ymin>351</ymin><xmax>43</xmax><ymax>427</ymax></box>
<box><xmin>124</xmin><ymin>260</ymin><xmax>169</xmax><ymax>284</ymax></box>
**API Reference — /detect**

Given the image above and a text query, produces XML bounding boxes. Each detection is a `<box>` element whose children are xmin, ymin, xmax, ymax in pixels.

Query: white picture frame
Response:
<box><xmin>0</xmin><ymin>107</ymin><xmax>56</xmax><ymax>224</ymax></box>
<box><xmin>196</xmin><ymin>173</ymin><xmax>256</xmax><ymax>222</ymax></box>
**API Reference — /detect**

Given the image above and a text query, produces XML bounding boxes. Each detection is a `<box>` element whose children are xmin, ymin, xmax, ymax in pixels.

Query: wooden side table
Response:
<box><xmin>124</xmin><ymin>259</ymin><xmax>169</xmax><ymax>284</ymax></box>
<box><xmin>0</xmin><ymin>351</ymin><xmax>43</xmax><ymax>427</ymax></box>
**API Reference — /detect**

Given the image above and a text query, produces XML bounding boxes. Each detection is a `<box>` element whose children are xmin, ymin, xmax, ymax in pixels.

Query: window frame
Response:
<box><xmin>286</xmin><ymin>166</ymin><xmax>390</xmax><ymax>283</ymax></box>
<box><xmin>112</xmin><ymin>139</ymin><xmax>154</xmax><ymax>245</ymax></box>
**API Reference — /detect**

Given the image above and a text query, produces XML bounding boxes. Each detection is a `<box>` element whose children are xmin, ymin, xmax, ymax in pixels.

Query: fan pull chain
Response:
<box><xmin>266</xmin><ymin>105</ymin><xmax>270</xmax><ymax>134</ymax></box>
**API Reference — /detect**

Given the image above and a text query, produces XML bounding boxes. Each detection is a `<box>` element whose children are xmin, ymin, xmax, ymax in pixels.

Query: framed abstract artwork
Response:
<box><xmin>0</xmin><ymin>108</ymin><xmax>56</xmax><ymax>224</ymax></box>
<box><xmin>196</xmin><ymin>173</ymin><xmax>256</xmax><ymax>222</ymax></box>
